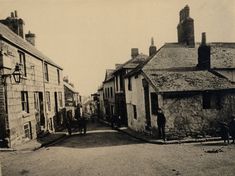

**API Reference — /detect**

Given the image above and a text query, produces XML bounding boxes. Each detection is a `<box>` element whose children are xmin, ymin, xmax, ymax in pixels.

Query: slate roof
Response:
<box><xmin>140</xmin><ymin>42</ymin><xmax>235</xmax><ymax>93</ymax></box>
<box><xmin>113</xmin><ymin>53</ymin><xmax>148</xmax><ymax>74</ymax></box>
<box><xmin>143</xmin><ymin>43</ymin><xmax>235</xmax><ymax>71</ymax></box>
<box><xmin>0</xmin><ymin>23</ymin><xmax>62</xmax><ymax>69</ymax></box>
<box><xmin>144</xmin><ymin>69</ymin><xmax>235</xmax><ymax>93</ymax></box>
<box><xmin>64</xmin><ymin>81</ymin><xmax>79</xmax><ymax>93</ymax></box>
<box><xmin>103</xmin><ymin>69</ymin><xmax>115</xmax><ymax>82</ymax></box>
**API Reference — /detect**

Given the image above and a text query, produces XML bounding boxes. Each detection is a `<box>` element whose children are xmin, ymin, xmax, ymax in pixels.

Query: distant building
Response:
<box><xmin>103</xmin><ymin>69</ymin><xmax>115</xmax><ymax>122</ymax></box>
<box><xmin>0</xmin><ymin>11</ymin><xmax>64</xmax><ymax>147</ymax></box>
<box><xmin>124</xmin><ymin>5</ymin><xmax>235</xmax><ymax>138</ymax></box>
<box><xmin>63</xmin><ymin>77</ymin><xmax>80</xmax><ymax>122</ymax></box>
<box><xmin>112</xmin><ymin>49</ymin><xmax>148</xmax><ymax>126</ymax></box>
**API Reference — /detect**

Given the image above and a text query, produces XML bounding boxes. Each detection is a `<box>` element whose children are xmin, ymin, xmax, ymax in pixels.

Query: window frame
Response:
<box><xmin>44</xmin><ymin>63</ymin><xmax>49</xmax><ymax>82</ymax></box>
<box><xmin>46</xmin><ymin>91</ymin><xmax>51</xmax><ymax>111</ymax></box>
<box><xmin>58</xmin><ymin>92</ymin><xmax>63</xmax><ymax>107</ymax></box>
<box><xmin>18</xmin><ymin>51</ymin><xmax>27</xmax><ymax>77</ymax></box>
<box><xmin>21</xmin><ymin>91</ymin><xmax>29</xmax><ymax>113</ymax></box>
<box><xmin>128</xmin><ymin>77</ymin><xmax>132</xmax><ymax>91</ymax></box>
<box><xmin>133</xmin><ymin>105</ymin><xmax>137</xmax><ymax>119</ymax></box>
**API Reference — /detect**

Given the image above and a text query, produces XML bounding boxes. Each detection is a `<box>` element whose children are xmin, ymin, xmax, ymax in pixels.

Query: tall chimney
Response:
<box><xmin>149</xmin><ymin>37</ymin><xmax>157</xmax><ymax>56</ymax></box>
<box><xmin>197</xmin><ymin>32</ymin><xmax>211</xmax><ymax>70</ymax></box>
<box><xmin>25</xmin><ymin>31</ymin><xmax>36</xmax><ymax>46</ymax></box>
<box><xmin>177</xmin><ymin>5</ymin><xmax>195</xmax><ymax>47</ymax></box>
<box><xmin>131</xmin><ymin>48</ymin><xmax>139</xmax><ymax>58</ymax></box>
<box><xmin>14</xmin><ymin>10</ymin><xmax>18</xmax><ymax>18</ymax></box>
<box><xmin>10</xmin><ymin>12</ymin><xmax>14</xmax><ymax>18</ymax></box>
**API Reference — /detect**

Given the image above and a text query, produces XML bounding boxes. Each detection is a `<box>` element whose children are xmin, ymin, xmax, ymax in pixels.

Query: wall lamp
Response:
<box><xmin>1</xmin><ymin>63</ymin><xmax>22</xmax><ymax>85</ymax></box>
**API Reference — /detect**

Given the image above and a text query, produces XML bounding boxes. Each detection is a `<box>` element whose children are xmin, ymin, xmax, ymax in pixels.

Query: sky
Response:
<box><xmin>0</xmin><ymin>0</ymin><xmax>235</xmax><ymax>96</ymax></box>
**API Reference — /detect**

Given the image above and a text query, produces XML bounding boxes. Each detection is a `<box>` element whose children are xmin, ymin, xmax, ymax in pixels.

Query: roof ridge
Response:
<box><xmin>0</xmin><ymin>23</ymin><xmax>62</xmax><ymax>69</ymax></box>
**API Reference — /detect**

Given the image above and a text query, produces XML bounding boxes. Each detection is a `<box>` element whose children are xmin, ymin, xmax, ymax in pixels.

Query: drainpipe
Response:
<box><xmin>42</xmin><ymin>59</ymin><xmax>48</xmax><ymax>132</ymax></box>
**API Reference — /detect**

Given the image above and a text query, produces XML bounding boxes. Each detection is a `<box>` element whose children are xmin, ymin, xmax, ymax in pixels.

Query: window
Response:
<box><xmin>151</xmin><ymin>93</ymin><xmax>159</xmax><ymax>115</ymax></box>
<box><xmin>58</xmin><ymin>92</ymin><xmax>63</xmax><ymax>107</ymax></box>
<box><xmin>128</xmin><ymin>77</ymin><xmax>132</xmax><ymax>91</ymax></box>
<box><xmin>133</xmin><ymin>105</ymin><xmax>137</xmax><ymax>119</ymax></box>
<box><xmin>44</xmin><ymin>63</ymin><xmax>49</xmax><ymax>81</ymax></box>
<box><xmin>24</xmin><ymin>122</ymin><xmax>32</xmax><ymax>139</ymax></box>
<box><xmin>21</xmin><ymin>91</ymin><xmax>29</xmax><ymax>113</ymax></box>
<box><xmin>203</xmin><ymin>92</ymin><xmax>221</xmax><ymax>109</ymax></box>
<box><xmin>116</xmin><ymin>76</ymin><xmax>118</xmax><ymax>91</ymax></box>
<box><xmin>107</xmin><ymin>88</ymin><xmax>110</xmax><ymax>98</ymax></box>
<box><xmin>57</xmin><ymin>69</ymin><xmax>60</xmax><ymax>84</ymax></box>
<box><xmin>19</xmin><ymin>51</ymin><xmax>26</xmax><ymax>77</ymax></box>
<box><xmin>110</xmin><ymin>87</ymin><xmax>113</xmax><ymax>98</ymax></box>
<box><xmin>46</xmin><ymin>92</ymin><xmax>51</xmax><ymax>111</ymax></box>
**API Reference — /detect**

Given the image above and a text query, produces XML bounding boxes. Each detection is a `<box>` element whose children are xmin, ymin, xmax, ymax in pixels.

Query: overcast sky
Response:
<box><xmin>0</xmin><ymin>0</ymin><xmax>235</xmax><ymax>96</ymax></box>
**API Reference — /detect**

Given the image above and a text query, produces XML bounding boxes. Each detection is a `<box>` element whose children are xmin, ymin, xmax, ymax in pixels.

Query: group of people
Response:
<box><xmin>75</xmin><ymin>105</ymin><xmax>87</xmax><ymax>135</ymax></box>
<box><xmin>64</xmin><ymin>105</ymin><xmax>87</xmax><ymax>135</ymax></box>
<box><xmin>219</xmin><ymin>116</ymin><xmax>235</xmax><ymax>144</ymax></box>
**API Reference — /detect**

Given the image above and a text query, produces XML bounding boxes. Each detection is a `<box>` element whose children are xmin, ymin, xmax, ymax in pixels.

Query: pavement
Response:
<box><xmin>98</xmin><ymin>118</ymin><xmax>222</xmax><ymax>144</ymax></box>
<box><xmin>0</xmin><ymin>132</ymin><xmax>67</xmax><ymax>152</ymax></box>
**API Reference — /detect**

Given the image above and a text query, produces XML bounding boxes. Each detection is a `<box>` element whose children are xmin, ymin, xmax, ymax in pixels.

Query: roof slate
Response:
<box><xmin>143</xmin><ymin>43</ymin><xmax>235</xmax><ymax>71</ymax></box>
<box><xmin>144</xmin><ymin>69</ymin><xmax>235</xmax><ymax>93</ymax></box>
<box><xmin>64</xmin><ymin>81</ymin><xmax>79</xmax><ymax>93</ymax></box>
<box><xmin>0</xmin><ymin>23</ymin><xmax>62</xmax><ymax>69</ymax></box>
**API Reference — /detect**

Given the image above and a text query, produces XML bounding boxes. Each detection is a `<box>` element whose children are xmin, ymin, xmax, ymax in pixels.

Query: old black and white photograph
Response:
<box><xmin>0</xmin><ymin>0</ymin><xmax>235</xmax><ymax>175</ymax></box>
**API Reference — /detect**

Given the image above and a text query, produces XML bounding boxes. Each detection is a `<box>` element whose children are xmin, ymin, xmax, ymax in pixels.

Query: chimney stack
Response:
<box><xmin>25</xmin><ymin>31</ymin><xmax>36</xmax><ymax>46</ymax></box>
<box><xmin>149</xmin><ymin>37</ymin><xmax>157</xmax><ymax>56</ymax></box>
<box><xmin>177</xmin><ymin>5</ymin><xmax>195</xmax><ymax>47</ymax></box>
<box><xmin>10</xmin><ymin>12</ymin><xmax>14</xmax><ymax>18</ymax></box>
<box><xmin>131</xmin><ymin>48</ymin><xmax>139</xmax><ymax>58</ymax></box>
<box><xmin>0</xmin><ymin>10</ymin><xmax>24</xmax><ymax>38</ymax></box>
<box><xmin>197</xmin><ymin>32</ymin><xmax>211</xmax><ymax>70</ymax></box>
<box><xmin>14</xmin><ymin>10</ymin><xmax>18</xmax><ymax>18</ymax></box>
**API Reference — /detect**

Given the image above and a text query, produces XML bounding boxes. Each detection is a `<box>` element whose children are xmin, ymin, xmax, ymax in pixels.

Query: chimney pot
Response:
<box><xmin>11</xmin><ymin>12</ymin><xmax>14</xmax><ymax>18</ymax></box>
<box><xmin>14</xmin><ymin>10</ymin><xmax>18</xmax><ymax>18</ymax></box>
<box><xmin>131</xmin><ymin>48</ymin><xmax>139</xmax><ymax>58</ymax></box>
<box><xmin>201</xmin><ymin>32</ymin><xmax>206</xmax><ymax>45</ymax></box>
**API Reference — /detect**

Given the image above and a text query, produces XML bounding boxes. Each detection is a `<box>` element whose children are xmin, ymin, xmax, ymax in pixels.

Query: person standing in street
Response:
<box><xmin>157</xmin><ymin>108</ymin><xmax>166</xmax><ymax>141</ymax></box>
<box><xmin>219</xmin><ymin>121</ymin><xmax>229</xmax><ymax>144</ymax></box>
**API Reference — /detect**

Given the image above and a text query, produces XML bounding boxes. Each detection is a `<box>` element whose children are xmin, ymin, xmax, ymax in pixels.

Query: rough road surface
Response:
<box><xmin>0</xmin><ymin>121</ymin><xmax>235</xmax><ymax>176</ymax></box>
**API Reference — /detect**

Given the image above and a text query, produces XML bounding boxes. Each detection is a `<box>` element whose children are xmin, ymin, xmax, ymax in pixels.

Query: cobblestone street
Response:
<box><xmin>0</xmin><ymin>121</ymin><xmax>235</xmax><ymax>176</ymax></box>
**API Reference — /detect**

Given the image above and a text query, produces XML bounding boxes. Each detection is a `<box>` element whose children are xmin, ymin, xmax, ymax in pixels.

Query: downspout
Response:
<box><xmin>42</xmin><ymin>59</ymin><xmax>48</xmax><ymax>132</ymax></box>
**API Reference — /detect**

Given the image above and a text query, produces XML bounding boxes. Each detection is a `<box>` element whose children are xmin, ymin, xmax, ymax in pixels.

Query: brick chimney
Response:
<box><xmin>0</xmin><ymin>10</ymin><xmax>24</xmax><ymax>38</ymax></box>
<box><xmin>197</xmin><ymin>32</ymin><xmax>211</xmax><ymax>69</ymax></box>
<box><xmin>25</xmin><ymin>31</ymin><xmax>36</xmax><ymax>46</ymax></box>
<box><xmin>177</xmin><ymin>5</ymin><xmax>195</xmax><ymax>47</ymax></box>
<box><xmin>131</xmin><ymin>48</ymin><xmax>139</xmax><ymax>58</ymax></box>
<box><xmin>149</xmin><ymin>37</ymin><xmax>157</xmax><ymax>56</ymax></box>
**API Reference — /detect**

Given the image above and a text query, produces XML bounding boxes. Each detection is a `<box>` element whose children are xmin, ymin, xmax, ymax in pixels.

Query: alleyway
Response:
<box><xmin>1</xmin><ymin>121</ymin><xmax>235</xmax><ymax>176</ymax></box>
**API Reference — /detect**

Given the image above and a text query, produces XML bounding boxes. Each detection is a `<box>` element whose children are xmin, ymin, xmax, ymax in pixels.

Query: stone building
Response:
<box><xmin>103</xmin><ymin>69</ymin><xmax>115</xmax><ymax>122</ymax></box>
<box><xmin>112</xmin><ymin>50</ymin><xmax>148</xmax><ymax>126</ymax></box>
<box><xmin>124</xmin><ymin>5</ymin><xmax>235</xmax><ymax>138</ymax></box>
<box><xmin>0</xmin><ymin>12</ymin><xmax>64</xmax><ymax>147</ymax></box>
<box><xmin>63</xmin><ymin>77</ymin><xmax>80</xmax><ymax>121</ymax></box>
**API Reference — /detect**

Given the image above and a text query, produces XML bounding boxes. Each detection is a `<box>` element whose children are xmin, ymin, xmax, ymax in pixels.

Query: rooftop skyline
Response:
<box><xmin>0</xmin><ymin>0</ymin><xmax>234</xmax><ymax>96</ymax></box>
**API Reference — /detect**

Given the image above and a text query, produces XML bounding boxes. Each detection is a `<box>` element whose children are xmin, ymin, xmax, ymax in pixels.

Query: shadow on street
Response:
<box><xmin>50</xmin><ymin>121</ymin><xmax>143</xmax><ymax>149</ymax></box>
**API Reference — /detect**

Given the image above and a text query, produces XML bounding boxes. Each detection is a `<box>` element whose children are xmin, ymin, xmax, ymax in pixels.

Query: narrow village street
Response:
<box><xmin>0</xmin><ymin>120</ymin><xmax>235</xmax><ymax>176</ymax></box>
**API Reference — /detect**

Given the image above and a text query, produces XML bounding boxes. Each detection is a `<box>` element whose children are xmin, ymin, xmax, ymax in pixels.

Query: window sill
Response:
<box><xmin>22</xmin><ymin>111</ymin><xmax>30</xmax><ymax>118</ymax></box>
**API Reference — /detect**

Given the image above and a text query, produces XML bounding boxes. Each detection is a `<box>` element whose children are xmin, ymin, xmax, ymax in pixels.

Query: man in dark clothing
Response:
<box><xmin>157</xmin><ymin>108</ymin><xmax>166</xmax><ymax>141</ymax></box>
<box><xmin>229</xmin><ymin>116</ymin><xmax>235</xmax><ymax>144</ymax></box>
<box><xmin>219</xmin><ymin>121</ymin><xmax>229</xmax><ymax>144</ymax></box>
